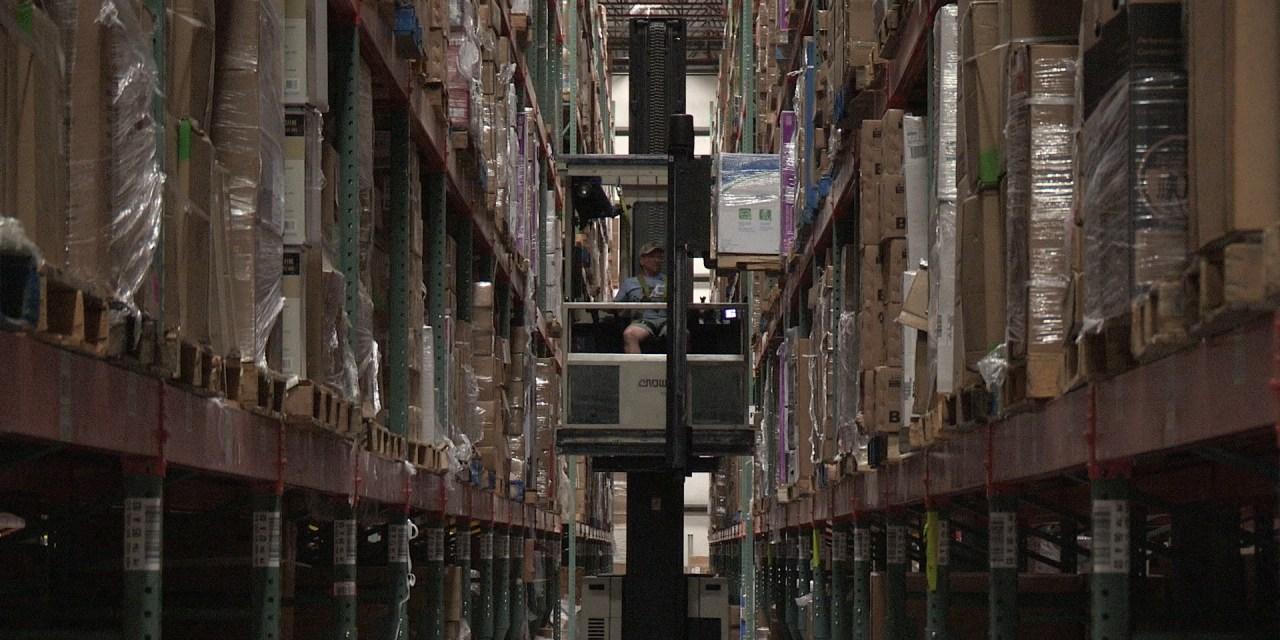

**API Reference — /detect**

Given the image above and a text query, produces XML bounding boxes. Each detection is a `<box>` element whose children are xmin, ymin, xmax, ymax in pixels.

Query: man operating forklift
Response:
<box><xmin>614</xmin><ymin>242</ymin><xmax>666</xmax><ymax>353</ymax></box>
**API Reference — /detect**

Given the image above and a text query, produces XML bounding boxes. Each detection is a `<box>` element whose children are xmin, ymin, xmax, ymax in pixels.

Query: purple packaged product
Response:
<box><xmin>780</xmin><ymin>111</ymin><xmax>799</xmax><ymax>255</ymax></box>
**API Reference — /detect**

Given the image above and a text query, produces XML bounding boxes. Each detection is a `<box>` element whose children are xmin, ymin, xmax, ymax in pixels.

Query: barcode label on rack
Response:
<box><xmin>887</xmin><ymin>525</ymin><xmax>907</xmax><ymax>566</ymax></box>
<box><xmin>457</xmin><ymin>532</ymin><xmax>471</xmax><ymax>561</ymax></box>
<box><xmin>334</xmin><ymin>520</ymin><xmax>357</xmax><ymax>566</ymax></box>
<box><xmin>798</xmin><ymin>537</ymin><xmax>810</xmax><ymax>561</ymax></box>
<box><xmin>989</xmin><ymin>512</ymin><xmax>1018</xmax><ymax>569</ymax></box>
<box><xmin>831</xmin><ymin>530</ymin><xmax>847</xmax><ymax>562</ymax></box>
<box><xmin>853</xmin><ymin>528</ymin><xmax>871</xmax><ymax>563</ymax></box>
<box><xmin>253</xmin><ymin>511</ymin><xmax>282</xmax><ymax>568</ymax></box>
<box><xmin>936</xmin><ymin>520</ymin><xmax>950</xmax><ymax>567</ymax></box>
<box><xmin>497</xmin><ymin>535</ymin><xmax>509</xmax><ymax>559</ymax></box>
<box><xmin>333</xmin><ymin>581</ymin><xmax>357</xmax><ymax>597</ymax></box>
<box><xmin>480</xmin><ymin>533</ymin><xmax>494</xmax><ymax>560</ymax></box>
<box><xmin>388</xmin><ymin>523</ymin><xmax>411</xmax><ymax>564</ymax></box>
<box><xmin>124</xmin><ymin>498</ymin><xmax>162</xmax><ymax>572</ymax></box>
<box><xmin>1092</xmin><ymin>500</ymin><xmax>1129</xmax><ymax>574</ymax></box>
<box><xmin>427</xmin><ymin>528</ymin><xmax>445</xmax><ymax>562</ymax></box>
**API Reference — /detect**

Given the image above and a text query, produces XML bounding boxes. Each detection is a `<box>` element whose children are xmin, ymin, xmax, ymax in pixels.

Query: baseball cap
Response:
<box><xmin>639</xmin><ymin>242</ymin><xmax>664</xmax><ymax>256</ymax></box>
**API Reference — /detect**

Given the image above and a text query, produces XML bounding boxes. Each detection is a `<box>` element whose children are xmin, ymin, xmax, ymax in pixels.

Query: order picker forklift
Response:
<box><xmin>555</xmin><ymin>18</ymin><xmax>753</xmax><ymax>640</ymax></box>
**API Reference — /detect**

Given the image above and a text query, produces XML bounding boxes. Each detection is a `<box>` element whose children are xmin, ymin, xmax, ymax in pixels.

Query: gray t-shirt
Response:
<box><xmin>614</xmin><ymin>274</ymin><xmax>667</xmax><ymax>323</ymax></box>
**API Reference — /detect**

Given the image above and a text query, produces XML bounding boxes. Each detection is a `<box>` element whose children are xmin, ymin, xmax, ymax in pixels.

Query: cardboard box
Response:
<box><xmin>715</xmin><ymin>154</ymin><xmax>783</xmax><ymax>255</ymax></box>
<box><xmin>169</xmin><ymin>0</ymin><xmax>216</xmax><ymax>127</ymax></box>
<box><xmin>859</xmin><ymin>307</ymin><xmax>885</xmax><ymax>367</ymax></box>
<box><xmin>881</xmin><ymin>109</ymin><xmax>906</xmax><ymax>175</ymax></box>
<box><xmin>882</xmin><ymin>239</ymin><xmax>909</xmax><ymax>305</ymax></box>
<box><xmin>873</xmin><ymin>366</ymin><xmax>904</xmax><ymax>434</ymax></box>
<box><xmin>882</xmin><ymin>303</ymin><xmax>904</xmax><ymax>367</ymax></box>
<box><xmin>163</xmin><ymin>121</ymin><xmax>216</xmax><ymax>340</ymax></box>
<box><xmin>861</xmin><ymin>245</ymin><xmax>884</xmax><ymax>306</ymax></box>
<box><xmin>962</xmin><ymin>45</ymin><xmax>1007</xmax><ymax>191</ymax></box>
<box><xmin>284</xmin><ymin>108</ymin><xmax>323</xmax><ymax>245</ymax></box>
<box><xmin>899</xmin><ymin>267</ymin><xmax>929</xmax><ymax>331</ymax></box>
<box><xmin>860</xmin><ymin>175</ymin><xmax>882</xmax><ymax>246</ymax></box>
<box><xmin>859</xmin><ymin>119</ymin><xmax>884</xmax><ymax>178</ymax></box>
<box><xmin>1187</xmin><ymin>0</ymin><xmax>1280</xmax><ymax>251</ymax></box>
<box><xmin>283</xmin><ymin>0</ymin><xmax>327</xmax><ymax>107</ymax></box>
<box><xmin>281</xmin><ymin>249</ymin><xmax>308</xmax><ymax>377</ymax></box>
<box><xmin>999</xmin><ymin>0</ymin><xmax>1080</xmax><ymax>43</ymax></box>
<box><xmin>960</xmin><ymin>192</ymin><xmax>1006</xmax><ymax>367</ymax></box>
<box><xmin>880</xmin><ymin>175</ymin><xmax>907</xmax><ymax>240</ymax></box>
<box><xmin>2</xmin><ymin>2</ymin><xmax>64</xmax><ymax>263</ymax></box>
<box><xmin>961</xmin><ymin>1</ymin><xmax>1000</xmax><ymax>62</ymax></box>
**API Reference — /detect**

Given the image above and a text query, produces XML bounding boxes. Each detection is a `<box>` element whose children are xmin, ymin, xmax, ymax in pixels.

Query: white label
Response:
<box><xmin>253</xmin><ymin>511</ymin><xmax>282</xmax><ymax>568</ymax></box>
<box><xmin>797</xmin><ymin>537</ymin><xmax>810</xmax><ymax>562</ymax></box>
<box><xmin>480</xmin><ymin>533</ymin><xmax>494</xmax><ymax>560</ymax></box>
<box><xmin>936</xmin><ymin>520</ymin><xmax>950</xmax><ymax>567</ymax></box>
<box><xmin>496</xmin><ymin>534</ymin><xmax>509</xmax><ymax>559</ymax></box>
<box><xmin>281</xmin><ymin>297</ymin><xmax>304</xmax><ymax>377</ymax></box>
<box><xmin>853</xmin><ymin>528</ymin><xmax>871</xmax><ymax>563</ymax></box>
<box><xmin>334</xmin><ymin>520</ymin><xmax>358</xmax><ymax>566</ymax></box>
<box><xmin>831</xmin><ymin>530</ymin><xmax>847</xmax><ymax>562</ymax></box>
<box><xmin>887</xmin><ymin>525</ymin><xmax>907</xmax><ymax>566</ymax></box>
<box><xmin>511</xmin><ymin>537</ymin><xmax>524</xmax><ymax>558</ymax></box>
<box><xmin>283</xmin><ymin>17</ymin><xmax>309</xmax><ymax>102</ymax></box>
<box><xmin>989</xmin><ymin>512</ymin><xmax>1018</xmax><ymax>570</ymax></box>
<box><xmin>389</xmin><ymin>523</ymin><xmax>411</xmax><ymax>565</ymax></box>
<box><xmin>334</xmin><ymin>581</ymin><xmax>357</xmax><ymax>597</ymax></box>
<box><xmin>1092</xmin><ymin>500</ymin><xmax>1129</xmax><ymax>574</ymax></box>
<box><xmin>124</xmin><ymin>498</ymin><xmax>162</xmax><ymax>572</ymax></box>
<box><xmin>427</xmin><ymin>528</ymin><xmax>445</xmax><ymax>562</ymax></box>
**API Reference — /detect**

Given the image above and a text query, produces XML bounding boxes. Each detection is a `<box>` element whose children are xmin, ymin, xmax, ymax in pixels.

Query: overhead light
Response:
<box><xmin>0</xmin><ymin>512</ymin><xmax>26</xmax><ymax>538</ymax></box>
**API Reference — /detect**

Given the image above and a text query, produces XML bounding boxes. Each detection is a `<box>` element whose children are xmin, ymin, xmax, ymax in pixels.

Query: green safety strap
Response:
<box><xmin>178</xmin><ymin>119</ymin><xmax>193</xmax><ymax>163</ymax></box>
<box><xmin>925</xmin><ymin>511</ymin><xmax>939</xmax><ymax>592</ymax></box>
<box><xmin>811</xmin><ymin>529</ymin><xmax>820</xmax><ymax>569</ymax></box>
<box><xmin>16</xmin><ymin>2</ymin><xmax>33</xmax><ymax>35</ymax></box>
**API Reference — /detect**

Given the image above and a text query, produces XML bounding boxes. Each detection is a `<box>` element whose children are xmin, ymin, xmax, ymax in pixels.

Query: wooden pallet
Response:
<box><xmin>406</xmin><ymin>440</ymin><xmax>448</xmax><ymax>474</ymax></box>
<box><xmin>33</xmin><ymin>269</ymin><xmax>109</xmax><ymax>357</ymax></box>
<box><xmin>282</xmin><ymin>380</ymin><xmax>359</xmax><ymax>436</ymax></box>
<box><xmin>104</xmin><ymin>314</ymin><xmax>165</xmax><ymax>378</ymax></box>
<box><xmin>157</xmin><ymin>336</ymin><xmax>222</xmax><ymax>396</ymax></box>
<box><xmin>367</xmin><ymin>422</ymin><xmax>407</xmax><ymax>460</ymax></box>
<box><xmin>1130</xmin><ymin>278</ymin><xmax>1194</xmax><ymax>364</ymax></box>
<box><xmin>1187</xmin><ymin>240</ymin><xmax>1274</xmax><ymax>337</ymax></box>
<box><xmin>1071</xmin><ymin>315</ymin><xmax>1136</xmax><ymax>387</ymax></box>
<box><xmin>225</xmin><ymin>363</ymin><xmax>288</xmax><ymax>417</ymax></box>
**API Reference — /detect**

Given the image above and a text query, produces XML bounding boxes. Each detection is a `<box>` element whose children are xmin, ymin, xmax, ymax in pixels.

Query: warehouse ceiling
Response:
<box><xmin>598</xmin><ymin>1</ymin><xmax>726</xmax><ymax>74</ymax></box>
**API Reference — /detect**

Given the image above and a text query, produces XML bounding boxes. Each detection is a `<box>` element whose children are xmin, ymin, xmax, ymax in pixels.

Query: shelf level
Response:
<box><xmin>745</xmin><ymin>317</ymin><xmax>1278</xmax><ymax>533</ymax></box>
<box><xmin>0</xmin><ymin>331</ymin><xmax>563</xmax><ymax>534</ymax></box>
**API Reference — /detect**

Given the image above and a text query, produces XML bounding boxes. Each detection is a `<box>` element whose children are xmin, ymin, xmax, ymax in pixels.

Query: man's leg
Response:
<box><xmin>622</xmin><ymin>324</ymin><xmax>653</xmax><ymax>354</ymax></box>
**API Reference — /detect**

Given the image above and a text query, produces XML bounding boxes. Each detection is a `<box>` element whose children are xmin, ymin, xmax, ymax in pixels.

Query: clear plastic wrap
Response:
<box><xmin>50</xmin><ymin>0</ymin><xmax>162</xmax><ymax>311</ymax></box>
<box><xmin>1</xmin><ymin>3</ymin><xmax>66</xmax><ymax>264</ymax></box>
<box><xmin>928</xmin><ymin>202</ymin><xmax>957</xmax><ymax>395</ymax></box>
<box><xmin>716</xmin><ymin>153</ymin><xmax>782</xmax><ymax>255</ymax></box>
<box><xmin>780</xmin><ymin>111</ymin><xmax>799</xmax><ymax>256</ymax></box>
<box><xmin>358</xmin><ymin>287</ymin><xmax>381</xmax><ymax>416</ymax></box>
<box><xmin>837</xmin><ymin>311</ymin><xmax>860</xmax><ymax>444</ymax></box>
<box><xmin>1082</xmin><ymin>67</ymin><xmax>1189</xmax><ymax>330</ymax></box>
<box><xmin>0</xmin><ymin>217</ymin><xmax>39</xmax><ymax>261</ymax></box>
<box><xmin>320</xmin><ymin>255</ymin><xmax>359</xmax><ymax>402</ymax></box>
<box><xmin>1007</xmin><ymin>47</ymin><xmax>1077</xmax><ymax>354</ymax></box>
<box><xmin>932</xmin><ymin>5</ymin><xmax>960</xmax><ymax>202</ymax></box>
<box><xmin>210</xmin><ymin>0</ymin><xmax>285</xmax><ymax>363</ymax></box>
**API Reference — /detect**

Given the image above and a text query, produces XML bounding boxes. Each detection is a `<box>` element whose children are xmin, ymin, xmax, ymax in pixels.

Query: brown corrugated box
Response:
<box><xmin>961</xmin><ymin>1</ymin><xmax>999</xmax><ymax>62</ymax></box>
<box><xmin>872</xmin><ymin>366</ymin><xmax>903</xmax><ymax>434</ymax></box>
<box><xmin>169</xmin><ymin>0</ymin><xmax>216</xmax><ymax>127</ymax></box>
<box><xmin>882</xmin><ymin>238</ymin><xmax>908</xmax><ymax>306</ymax></box>
<box><xmin>881</xmin><ymin>109</ymin><xmax>906</xmax><ymax>175</ymax></box>
<box><xmin>861</xmin><ymin>245</ymin><xmax>884</xmax><ymax>306</ymax></box>
<box><xmin>1187</xmin><ymin>0</ymin><xmax>1280</xmax><ymax>251</ymax></box>
<box><xmin>961</xmin><ymin>45</ymin><xmax>1007</xmax><ymax>191</ymax></box>
<box><xmin>858</xmin><ymin>119</ymin><xmax>883</xmax><ymax>178</ymax></box>
<box><xmin>960</xmin><ymin>191</ymin><xmax>1006</xmax><ymax>368</ymax></box>
<box><xmin>879</xmin><ymin>175</ymin><xmax>907</xmax><ymax>239</ymax></box>
<box><xmin>999</xmin><ymin>0</ymin><xmax>1080</xmax><ymax>43</ymax></box>
<box><xmin>163</xmin><ymin>122</ymin><xmax>216</xmax><ymax>341</ymax></box>
<box><xmin>860</xmin><ymin>175</ymin><xmax>882</xmax><ymax>246</ymax></box>
<box><xmin>2</xmin><ymin>2</ymin><xmax>66</xmax><ymax>261</ymax></box>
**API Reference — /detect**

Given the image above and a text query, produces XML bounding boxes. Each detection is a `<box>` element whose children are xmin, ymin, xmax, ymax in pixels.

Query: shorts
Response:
<box><xmin>630</xmin><ymin>317</ymin><xmax>667</xmax><ymax>337</ymax></box>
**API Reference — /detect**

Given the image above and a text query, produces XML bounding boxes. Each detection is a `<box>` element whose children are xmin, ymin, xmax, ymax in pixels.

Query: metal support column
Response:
<box><xmin>830</xmin><ymin>523</ymin><xmax>849</xmax><ymax>640</ymax></box>
<box><xmin>388</xmin><ymin>111</ymin><xmax>412</xmax><ymax>439</ymax></box>
<box><xmin>418</xmin><ymin>518</ymin><xmax>446</xmax><ymax>640</ymax></box>
<box><xmin>885</xmin><ymin>512</ymin><xmax>909</xmax><ymax>640</ymax></box>
<box><xmin>852</xmin><ymin>519</ymin><xmax>872</xmax><ymax>640</ymax></box>
<box><xmin>426</xmin><ymin>172</ymin><xmax>449</xmax><ymax>437</ymax></box>
<box><xmin>1091</xmin><ymin>477</ymin><xmax>1131</xmax><ymax>640</ymax></box>
<box><xmin>549</xmin><ymin>531</ymin><xmax>562</xmax><ymax>640</ymax></box>
<box><xmin>988</xmin><ymin>495</ymin><xmax>1019</xmax><ymax>640</ymax></box>
<box><xmin>252</xmin><ymin>492</ymin><xmax>283</xmax><ymax>640</ymax></box>
<box><xmin>774</xmin><ymin>539</ymin><xmax>790</xmax><ymax>640</ymax></box>
<box><xmin>510</xmin><ymin>531</ymin><xmax>528</xmax><ymax>640</ymax></box>
<box><xmin>123</xmin><ymin>461</ymin><xmax>163</xmax><ymax>640</ymax></box>
<box><xmin>477</xmin><ymin>524</ymin><xmax>496</xmax><ymax>640</ymax></box>
<box><xmin>494</xmin><ymin>529</ymin><xmax>512</xmax><ymax>640</ymax></box>
<box><xmin>335</xmin><ymin>509</ymin><xmax>359</xmax><ymax>638</ymax></box>
<box><xmin>925</xmin><ymin>509</ymin><xmax>950</xmax><ymax>640</ymax></box>
<box><xmin>456</xmin><ymin>222</ymin><xmax>475</xmax><ymax>323</ymax></box>
<box><xmin>333</xmin><ymin>19</ymin><xmax>363</xmax><ymax>350</ymax></box>
<box><xmin>811</xmin><ymin>528</ymin><xmax>829</xmax><ymax>640</ymax></box>
<box><xmin>454</xmin><ymin>522</ymin><xmax>474</xmax><ymax>629</ymax></box>
<box><xmin>566</xmin><ymin>459</ymin><xmax>578</xmax><ymax>640</ymax></box>
<box><xmin>386</xmin><ymin>513</ymin><xmax>413</xmax><ymax>639</ymax></box>
<box><xmin>784</xmin><ymin>532</ymin><xmax>800</xmax><ymax>640</ymax></box>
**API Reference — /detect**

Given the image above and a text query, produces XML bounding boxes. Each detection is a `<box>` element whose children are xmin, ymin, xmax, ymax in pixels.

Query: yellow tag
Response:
<box><xmin>925</xmin><ymin>510</ymin><xmax>939</xmax><ymax>592</ymax></box>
